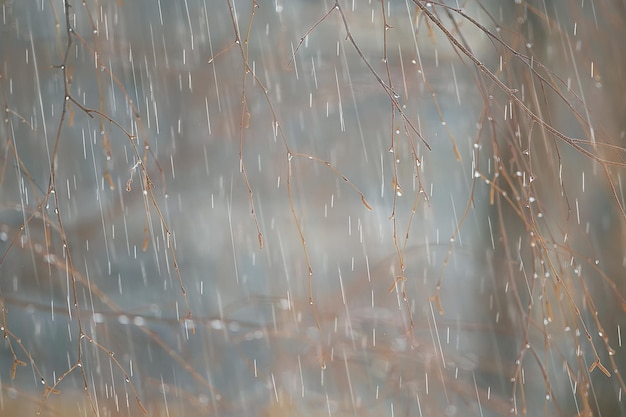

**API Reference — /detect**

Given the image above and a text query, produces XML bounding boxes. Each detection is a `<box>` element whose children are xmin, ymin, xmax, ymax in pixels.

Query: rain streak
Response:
<box><xmin>0</xmin><ymin>1</ymin><xmax>625</xmax><ymax>416</ymax></box>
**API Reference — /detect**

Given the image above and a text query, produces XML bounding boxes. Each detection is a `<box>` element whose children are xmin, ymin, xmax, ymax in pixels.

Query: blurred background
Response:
<box><xmin>0</xmin><ymin>0</ymin><xmax>625</xmax><ymax>416</ymax></box>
